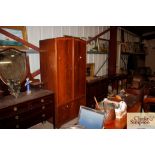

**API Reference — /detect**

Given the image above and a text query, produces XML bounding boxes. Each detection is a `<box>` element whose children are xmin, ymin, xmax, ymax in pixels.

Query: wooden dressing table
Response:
<box><xmin>0</xmin><ymin>89</ymin><xmax>54</xmax><ymax>129</ymax></box>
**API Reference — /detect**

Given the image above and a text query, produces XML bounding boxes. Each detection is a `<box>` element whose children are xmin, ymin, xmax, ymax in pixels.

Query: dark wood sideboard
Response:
<box><xmin>86</xmin><ymin>76</ymin><xmax>108</xmax><ymax>109</ymax></box>
<box><xmin>0</xmin><ymin>89</ymin><xmax>54</xmax><ymax>129</ymax></box>
<box><xmin>86</xmin><ymin>74</ymin><xmax>128</xmax><ymax>108</ymax></box>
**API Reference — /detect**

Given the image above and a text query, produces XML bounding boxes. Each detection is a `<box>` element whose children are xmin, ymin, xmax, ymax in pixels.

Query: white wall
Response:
<box><xmin>26</xmin><ymin>26</ymin><xmax>110</xmax><ymax>78</ymax></box>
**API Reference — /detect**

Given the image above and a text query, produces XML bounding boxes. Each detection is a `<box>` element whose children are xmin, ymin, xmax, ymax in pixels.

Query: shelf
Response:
<box><xmin>98</xmin><ymin>38</ymin><xmax>110</xmax><ymax>42</ymax></box>
<box><xmin>87</xmin><ymin>50</ymin><xmax>108</xmax><ymax>54</ymax></box>
<box><xmin>121</xmin><ymin>52</ymin><xmax>146</xmax><ymax>55</ymax></box>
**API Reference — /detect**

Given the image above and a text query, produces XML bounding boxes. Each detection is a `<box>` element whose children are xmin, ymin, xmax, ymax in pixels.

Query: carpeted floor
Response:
<box><xmin>30</xmin><ymin>117</ymin><xmax>78</xmax><ymax>129</ymax></box>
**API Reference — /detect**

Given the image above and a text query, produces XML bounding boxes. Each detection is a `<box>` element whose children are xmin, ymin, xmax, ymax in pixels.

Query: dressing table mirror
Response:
<box><xmin>0</xmin><ymin>48</ymin><xmax>27</xmax><ymax>98</ymax></box>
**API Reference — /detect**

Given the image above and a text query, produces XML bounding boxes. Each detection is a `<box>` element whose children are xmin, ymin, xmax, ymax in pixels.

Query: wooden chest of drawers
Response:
<box><xmin>0</xmin><ymin>89</ymin><xmax>54</xmax><ymax>129</ymax></box>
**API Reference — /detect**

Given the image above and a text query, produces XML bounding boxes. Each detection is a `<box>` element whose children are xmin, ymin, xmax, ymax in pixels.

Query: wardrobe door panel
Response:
<box><xmin>56</xmin><ymin>38</ymin><xmax>74</xmax><ymax>105</ymax></box>
<box><xmin>74</xmin><ymin>39</ymin><xmax>86</xmax><ymax>98</ymax></box>
<box><xmin>40</xmin><ymin>39</ymin><xmax>56</xmax><ymax>91</ymax></box>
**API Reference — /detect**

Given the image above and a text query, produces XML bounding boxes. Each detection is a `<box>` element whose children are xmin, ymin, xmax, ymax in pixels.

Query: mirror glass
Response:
<box><xmin>0</xmin><ymin>48</ymin><xmax>27</xmax><ymax>97</ymax></box>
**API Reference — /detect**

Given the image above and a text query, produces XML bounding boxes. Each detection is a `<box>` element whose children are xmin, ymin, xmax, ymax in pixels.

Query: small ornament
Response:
<box><xmin>25</xmin><ymin>78</ymin><xmax>31</xmax><ymax>94</ymax></box>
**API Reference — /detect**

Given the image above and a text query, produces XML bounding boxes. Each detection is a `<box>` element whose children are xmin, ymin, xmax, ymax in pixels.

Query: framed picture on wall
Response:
<box><xmin>0</xmin><ymin>26</ymin><xmax>28</xmax><ymax>50</ymax></box>
<box><xmin>97</xmin><ymin>38</ymin><xmax>109</xmax><ymax>52</ymax></box>
<box><xmin>87</xmin><ymin>37</ymin><xmax>98</xmax><ymax>52</ymax></box>
<box><xmin>86</xmin><ymin>63</ymin><xmax>95</xmax><ymax>77</ymax></box>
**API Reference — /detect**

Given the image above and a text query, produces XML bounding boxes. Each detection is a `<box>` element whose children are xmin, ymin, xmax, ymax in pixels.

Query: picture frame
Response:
<box><xmin>87</xmin><ymin>37</ymin><xmax>98</xmax><ymax>51</ymax></box>
<box><xmin>97</xmin><ymin>38</ymin><xmax>108</xmax><ymax>52</ymax></box>
<box><xmin>0</xmin><ymin>26</ymin><xmax>28</xmax><ymax>50</ymax></box>
<box><xmin>86</xmin><ymin>63</ymin><xmax>95</xmax><ymax>77</ymax></box>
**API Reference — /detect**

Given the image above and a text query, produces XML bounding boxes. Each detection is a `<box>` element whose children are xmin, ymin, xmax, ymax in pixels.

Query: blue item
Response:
<box><xmin>26</xmin><ymin>83</ymin><xmax>30</xmax><ymax>93</ymax></box>
<box><xmin>77</xmin><ymin>106</ymin><xmax>105</xmax><ymax>129</ymax></box>
<box><xmin>25</xmin><ymin>78</ymin><xmax>31</xmax><ymax>94</ymax></box>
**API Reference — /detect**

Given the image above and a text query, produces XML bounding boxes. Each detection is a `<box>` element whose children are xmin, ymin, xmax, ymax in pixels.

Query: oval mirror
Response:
<box><xmin>0</xmin><ymin>48</ymin><xmax>27</xmax><ymax>97</ymax></box>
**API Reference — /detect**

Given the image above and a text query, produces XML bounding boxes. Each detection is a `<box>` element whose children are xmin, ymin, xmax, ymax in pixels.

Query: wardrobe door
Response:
<box><xmin>56</xmin><ymin>38</ymin><xmax>74</xmax><ymax>106</ymax></box>
<box><xmin>40</xmin><ymin>39</ymin><xmax>56</xmax><ymax>91</ymax></box>
<box><xmin>74</xmin><ymin>39</ymin><xmax>86</xmax><ymax>99</ymax></box>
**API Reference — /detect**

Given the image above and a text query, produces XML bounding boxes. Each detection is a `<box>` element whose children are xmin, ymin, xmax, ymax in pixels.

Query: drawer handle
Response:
<box><xmin>42</xmin><ymin>106</ymin><xmax>45</xmax><ymax>110</ymax></box>
<box><xmin>42</xmin><ymin>114</ymin><xmax>46</xmax><ymax>118</ymax></box>
<box><xmin>16</xmin><ymin>124</ymin><xmax>19</xmax><ymax>128</ymax></box>
<box><xmin>41</xmin><ymin>99</ymin><xmax>44</xmax><ymax>103</ymax></box>
<box><xmin>66</xmin><ymin>105</ymin><xmax>69</xmax><ymax>108</ymax></box>
<box><xmin>15</xmin><ymin>115</ymin><xmax>19</xmax><ymax>120</ymax></box>
<box><xmin>13</xmin><ymin>107</ymin><xmax>18</xmax><ymax>111</ymax></box>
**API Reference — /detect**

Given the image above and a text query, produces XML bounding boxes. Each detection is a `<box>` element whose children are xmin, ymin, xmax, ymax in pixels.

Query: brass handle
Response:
<box><xmin>16</xmin><ymin>124</ymin><xmax>19</xmax><ymax>128</ymax></box>
<box><xmin>41</xmin><ymin>99</ymin><xmax>44</xmax><ymax>103</ymax></box>
<box><xmin>79</xmin><ymin>56</ymin><xmax>82</xmax><ymax>59</ymax></box>
<box><xmin>42</xmin><ymin>114</ymin><xmax>45</xmax><ymax>117</ymax></box>
<box><xmin>13</xmin><ymin>107</ymin><xmax>18</xmax><ymax>111</ymax></box>
<box><xmin>42</xmin><ymin>106</ymin><xmax>45</xmax><ymax>110</ymax></box>
<box><xmin>15</xmin><ymin>115</ymin><xmax>19</xmax><ymax>120</ymax></box>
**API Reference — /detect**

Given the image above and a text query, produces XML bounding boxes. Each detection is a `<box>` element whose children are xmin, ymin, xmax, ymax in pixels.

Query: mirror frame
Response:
<box><xmin>0</xmin><ymin>47</ymin><xmax>28</xmax><ymax>85</ymax></box>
